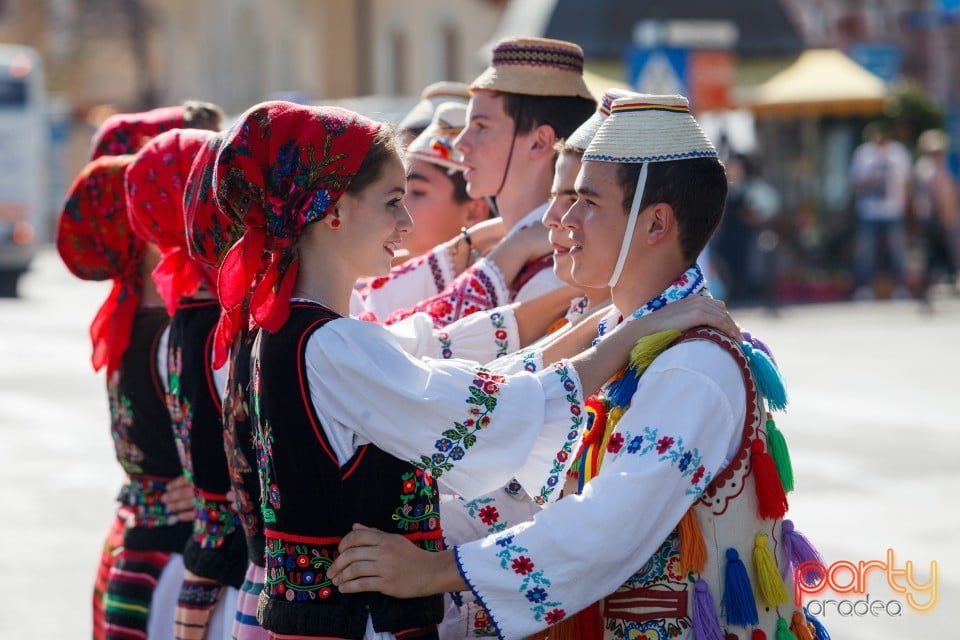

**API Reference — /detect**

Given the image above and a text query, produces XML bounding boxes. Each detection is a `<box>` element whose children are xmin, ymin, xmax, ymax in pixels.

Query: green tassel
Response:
<box><xmin>766</xmin><ymin>417</ymin><xmax>794</xmax><ymax>492</ymax></box>
<box><xmin>776</xmin><ymin>617</ymin><xmax>799</xmax><ymax>640</ymax></box>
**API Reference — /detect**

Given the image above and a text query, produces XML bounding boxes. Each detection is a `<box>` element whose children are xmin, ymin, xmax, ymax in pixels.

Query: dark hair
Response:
<box><xmin>501</xmin><ymin>92</ymin><xmax>596</xmax><ymax>140</ymax></box>
<box><xmin>182</xmin><ymin>100</ymin><xmax>224</xmax><ymax>131</ymax></box>
<box><xmin>348</xmin><ymin>124</ymin><xmax>402</xmax><ymax>194</ymax></box>
<box><xmin>553</xmin><ymin>138</ymin><xmax>586</xmax><ymax>156</ymax></box>
<box><xmin>616</xmin><ymin>158</ymin><xmax>728</xmax><ymax>263</ymax></box>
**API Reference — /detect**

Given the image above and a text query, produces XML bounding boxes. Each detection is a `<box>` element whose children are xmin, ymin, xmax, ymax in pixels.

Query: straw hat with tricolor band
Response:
<box><xmin>583</xmin><ymin>94</ymin><xmax>718</xmax><ymax>287</ymax></box>
<box><xmin>566</xmin><ymin>88</ymin><xmax>639</xmax><ymax>152</ymax></box>
<box><xmin>405</xmin><ymin>102</ymin><xmax>469</xmax><ymax>173</ymax></box>
<box><xmin>398</xmin><ymin>81</ymin><xmax>470</xmax><ymax>133</ymax></box>
<box><xmin>470</xmin><ymin>37</ymin><xmax>593</xmax><ymax>100</ymax></box>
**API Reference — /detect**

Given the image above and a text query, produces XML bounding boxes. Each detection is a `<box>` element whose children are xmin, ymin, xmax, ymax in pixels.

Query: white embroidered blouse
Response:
<box><xmin>451</xmin><ymin>309</ymin><xmax>746</xmax><ymax>639</ymax></box>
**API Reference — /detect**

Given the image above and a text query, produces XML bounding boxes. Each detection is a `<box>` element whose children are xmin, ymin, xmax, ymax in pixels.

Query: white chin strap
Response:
<box><xmin>608</xmin><ymin>162</ymin><xmax>648</xmax><ymax>288</ymax></box>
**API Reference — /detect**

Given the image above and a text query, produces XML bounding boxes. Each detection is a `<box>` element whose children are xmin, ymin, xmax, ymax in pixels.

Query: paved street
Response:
<box><xmin>1</xmin><ymin>247</ymin><xmax>957</xmax><ymax>638</ymax></box>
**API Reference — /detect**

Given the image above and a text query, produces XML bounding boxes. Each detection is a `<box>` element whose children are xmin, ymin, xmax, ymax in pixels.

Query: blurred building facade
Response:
<box><xmin>0</xmin><ymin>0</ymin><xmax>504</xmax><ymax>180</ymax></box>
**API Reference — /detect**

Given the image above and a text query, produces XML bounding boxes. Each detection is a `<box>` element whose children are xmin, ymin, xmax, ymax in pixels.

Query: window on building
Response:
<box><xmin>390</xmin><ymin>29</ymin><xmax>408</xmax><ymax>96</ymax></box>
<box><xmin>442</xmin><ymin>24</ymin><xmax>460</xmax><ymax>80</ymax></box>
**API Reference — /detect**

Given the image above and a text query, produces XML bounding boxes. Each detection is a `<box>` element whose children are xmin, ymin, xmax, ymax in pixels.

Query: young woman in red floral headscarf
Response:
<box><xmin>59</xmin><ymin>103</ymin><xmax>222</xmax><ymax>640</ymax></box>
<box><xmin>205</xmin><ymin>101</ymin><xmax>732</xmax><ymax>640</ymax></box>
<box><xmin>184</xmin><ymin>131</ymin><xmax>271</xmax><ymax>640</ymax></box>
<box><xmin>126</xmin><ymin>127</ymin><xmax>252</xmax><ymax>640</ymax></box>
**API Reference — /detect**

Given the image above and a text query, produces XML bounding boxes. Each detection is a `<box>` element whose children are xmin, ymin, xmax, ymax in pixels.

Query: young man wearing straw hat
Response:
<box><xmin>353</xmin><ymin>37</ymin><xmax>597</xmax><ymax>328</ymax></box>
<box><xmin>329</xmin><ymin>95</ymin><xmax>823</xmax><ymax>640</ymax></box>
<box><xmin>398</xmin><ymin>81</ymin><xmax>471</xmax><ymax>148</ymax></box>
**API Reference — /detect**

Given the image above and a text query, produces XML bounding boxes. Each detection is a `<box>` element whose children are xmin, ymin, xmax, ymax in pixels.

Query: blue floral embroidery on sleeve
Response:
<box><xmin>413</xmin><ymin>368</ymin><xmax>504</xmax><ymax>479</ymax></box>
<box><xmin>532</xmin><ymin>364</ymin><xmax>583</xmax><ymax>506</ymax></box>
<box><xmin>605</xmin><ymin>426</ymin><xmax>712</xmax><ymax>496</ymax></box>
<box><xmin>490</xmin><ymin>532</ymin><xmax>568</xmax><ymax>626</ymax></box>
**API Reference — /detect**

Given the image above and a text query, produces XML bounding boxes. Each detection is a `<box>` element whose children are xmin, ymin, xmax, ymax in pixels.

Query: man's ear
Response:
<box><xmin>641</xmin><ymin>202</ymin><xmax>676</xmax><ymax>245</ymax></box>
<box><xmin>528</xmin><ymin>123</ymin><xmax>557</xmax><ymax>159</ymax></box>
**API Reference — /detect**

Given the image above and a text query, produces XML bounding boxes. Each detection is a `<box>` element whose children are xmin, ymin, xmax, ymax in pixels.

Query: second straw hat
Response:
<box><xmin>566</xmin><ymin>88</ymin><xmax>638</xmax><ymax>152</ymax></box>
<box><xmin>470</xmin><ymin>37</ymin><xmax>593</xmax><ymax>100</ymax></box>
<box><xmin>398</xmin><ymin>81</ymin><xmax>470</xmax><ymax>133</ymax></box>
<box><xmin>405</xmin><ymin>102</ymin><xmax>469</xmax><ymax>173</ymax></box>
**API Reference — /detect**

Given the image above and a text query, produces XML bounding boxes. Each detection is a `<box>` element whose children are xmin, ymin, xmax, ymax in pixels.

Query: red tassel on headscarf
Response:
<box><xmin>212</xmin><ymin>308</ymin><xmax>238</xmax><ymax>370</ymax></box>
<box><xmin>152</xmin><ymin>248</ymin><xmax>204</xmax><ymax>315</ymax></box>
<box><xmin>251</xmin><ymin>259</ymin><xmax>299</xmax><ymax>332</ymax></box>
<box><xmin>90</xmin><ymin>278</ymin><xmax>143</xmax><ymax>375</ymax></box>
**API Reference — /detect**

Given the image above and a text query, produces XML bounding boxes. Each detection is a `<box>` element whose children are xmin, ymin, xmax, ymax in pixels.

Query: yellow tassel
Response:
<box><xmin>754</xmin><ymin>533</ymin><xmax>790</xmax><ymax>606</ymax></box>
<box><xmin>679</xmin><ymin>508</ymin><xmax>707</xmax><ymax>573</ymax></box>
<box><xmin>629</xmin><ymin>329</ymin><xmax>683</xmax><ymax>375</ymax></box>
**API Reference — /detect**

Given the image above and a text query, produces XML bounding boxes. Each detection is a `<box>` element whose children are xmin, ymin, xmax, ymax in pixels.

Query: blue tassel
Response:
<box><xmin>605</xmin><ymin>368</ymin><xmax>641</xmax><ymax>409</ymax></box>
<box><xmin>741</xmin><ymin>340</ymin><xmax>788</xmax><ymax>411</ymax></box>
<box><xmin>804</xmin><ymin>608</ymin><xmax>831</xmax><ymax>640</ymax></box>
<box><xmin>723</xmin><ymin>548</ymin><xmax>759</xmax><ymax>627</ymax></box>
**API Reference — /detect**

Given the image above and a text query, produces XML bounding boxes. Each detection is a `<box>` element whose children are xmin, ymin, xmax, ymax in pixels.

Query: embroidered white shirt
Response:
<box><xmin>452</xmin><ymin>314</ymin><xmax>746</xmax><ymax>639</ymax></box>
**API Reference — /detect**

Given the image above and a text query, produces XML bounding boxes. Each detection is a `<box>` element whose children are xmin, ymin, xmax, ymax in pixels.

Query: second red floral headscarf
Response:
<box><xmin>211</xmin><ymin>101</ymin><xmax>381</xmax><ymax>362</ymax></box>
<box><xmin>89</xmin><ymin>106</ymin><xmax>185</xmax><ymax>160</ymax></box>
<box><xmin>125</xmin><ymin>128</ymin><xmax>217</xmax><ymax>314</ymax></box>
<box><xmin>56</xmin><ymin>155</ymin><xmax>143</xmax><ymax>375</ymax></box>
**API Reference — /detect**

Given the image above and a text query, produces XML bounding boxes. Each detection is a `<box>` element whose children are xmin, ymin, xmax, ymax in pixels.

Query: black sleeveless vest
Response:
<box><xmin>167</xmin><ymin>298</ymin><xmax>246</xmax><ymax>587</ymax></box>
<box><xmin>253</xmin><ymin>302</ymin><xmax>443</xmax><ymax>638</ymax></box>
<box><xmin>223</xmin><ymin>334</ymin><xmax>266</xmax><ymax>566</ymax></box>
<box><xmin>112</xmin><ymin>307</ymin><xmax>192</xmax><ymax>551</ymax></box>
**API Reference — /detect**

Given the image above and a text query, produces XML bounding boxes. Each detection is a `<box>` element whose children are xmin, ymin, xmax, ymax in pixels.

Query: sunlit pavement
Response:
<box><xmin>2</xmin><ymin>248</ymin><xmax>955</xmax><ymax>638</ymax></box>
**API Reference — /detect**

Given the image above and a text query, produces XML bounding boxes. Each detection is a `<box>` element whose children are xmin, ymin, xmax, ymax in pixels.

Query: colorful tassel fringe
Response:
<box><xmin>781</xmin><ymin>520</ymin><xmax>825</xmax><ymax>585</ymax></box>
<box><xmin>754</xmin><ymin>533</ymin><xmax>790</xmax><ymax>606</ymax></box>
<box><xmin>765</xmin><ymin>416</ymin><xmax>794</xmax><ymax>492</ymax></box>
<box><xmin>692</xmin><ymin>579</ymin><xmax>725</xmax><ymax>640</ymax></box>
<box><xmin>804</xmin><ymin>607</ymin><xmax>831</xmax><ymax>640</ymax></box>
<box><xmin>775</xmin><ymin>617</ymin><xmax>798</xmax><ymax>640</ymax></box>
<box><xmin>752</xmin><ymin>631</ymin><xmax>768</xmax><ymax>640</ymax></box>
<box><xmin>723</xmin><ymin>548</ymin><xmax>759</xmax><ymax>627</ymax></box>
<box><xmin>679</xmin><ymin>508</ymin><xmax>707</xmax><ymax>573</ymax></box>
<box><xmin>741</xmin><ymin>339</ymin><xmax>788</xmax><ymax>411</ymax></box>
<box><xmin>751</xmin><ymin>439</ymin><xmax>789</xmax><ymax>519</ymax></box>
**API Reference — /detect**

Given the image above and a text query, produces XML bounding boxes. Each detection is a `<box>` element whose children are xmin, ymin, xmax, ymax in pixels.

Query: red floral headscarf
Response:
<box><xmin>57</xmin><ymin>155</ymin><xmax>144</xmax><ymax>374</ymax></box>
<box><xmin>89</xmin><ymin>106</ymin><xmax>185</xmax><ymax>160</ymax></box>
<box><xmin>184</xmin><ymin>131</ymin><xmax>240</xmax><ymax>296</ymax></box>
<box><xmin>211</xmin><ymin>101</ymin><xmax>380</xmax><ymax>364</ymax></box>
<box><xmin>125</xmin><ymin>128</ymin><xmax>217</xmax><ymax>314</ymax></box>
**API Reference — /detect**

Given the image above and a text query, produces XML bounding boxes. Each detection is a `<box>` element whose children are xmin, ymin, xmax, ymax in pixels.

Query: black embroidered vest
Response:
<box><xmin>253</xmin><ymin>302</ymin><xmax>443</xmax><ymax>638</ymax></box>
<box><xmin>223</xmin><ymin>335</ymin><xmax>266</xmax><ymax>566</ymax></box>
<box><xmin>167</xmin><ymin>298</ymin><xmax>246</xmax><ymax>587</ymax></box>
<box><xmin>112</xmin><ymin>307</ymin><xmax>192</xmax><ymax>551</ymax></box>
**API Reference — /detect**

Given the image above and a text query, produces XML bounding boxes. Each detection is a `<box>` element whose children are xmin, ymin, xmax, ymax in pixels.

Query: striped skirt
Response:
<box><xmin>103</xmin><ymin>548</ymin><xmax>172</xmax><ymax>639</ymax></box>
<box><xmin>232</xmin><ymin>563</ymin><xmax>267</xmax><ymax>639</ymax></box>
<box><xmin>95</xmin><ymin>507</ymin><xmax>131</xmax><ymax>640</ymax></box>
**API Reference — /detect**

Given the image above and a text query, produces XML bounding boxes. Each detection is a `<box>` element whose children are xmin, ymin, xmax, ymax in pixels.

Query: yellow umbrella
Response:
<box><xmin>745</xmin><ymin>49</ymin><xmax>888</xmax><ymax>118</ymax></box>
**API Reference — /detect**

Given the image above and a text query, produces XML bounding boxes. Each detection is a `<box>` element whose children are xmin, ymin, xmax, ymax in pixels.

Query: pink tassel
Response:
<box><xmin>692</xmin><ymin>579</ymin><xmax>725</xmax><ymax>640</ymax></box>
<box><xmin>781</xmin><ymin>520</ymin><xmax>826</xmax><ymax>586</ymax></box>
